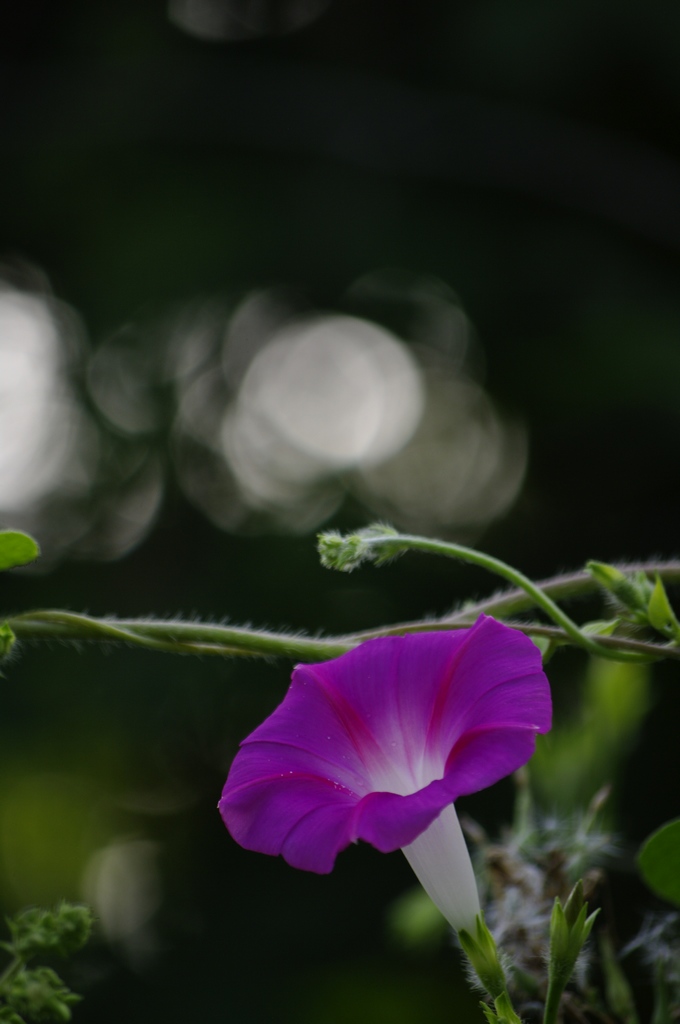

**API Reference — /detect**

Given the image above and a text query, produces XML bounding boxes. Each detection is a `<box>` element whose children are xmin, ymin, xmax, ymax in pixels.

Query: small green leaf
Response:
<box><xmin>0</xmin><ymin>623</ymin><xmax>15</xmax><ymax>658</ymax></box>
<box><xmin>581</xmin><ymin>618</ymin><xmax>620</xmax><ymax>636</ymax></box>
<box><xmin>562</xmin><ymin>878</ymin><xmax>585</xmax><ymax>928</ymax></box>
<box><xmin>480</xmin><ymin>1003</ymin><xmax>499</xmax><ymax>1024</ymax></box>
<box><xmin>638</xmin><ymin>819</ymin><xmax>680</xmax><ymax>906</ymax></box>
<box><xmin>0</xmin><ymin>532</ymin><xmax>40</xmax><ymax>572</ymax></box>
<box><xmin>647</xmin><ymin>576</ymin><xmax>680</xmax><ymax>640</ymax></box>
<box><xmin>529</xmin><ymin>634</ymin><xmax>554</xmax><ymax>660</ymax></box>
<box><xmin>491</xmin><ymin>991</ymin><xmax>523</xmax><ymax>1024</ymax></box>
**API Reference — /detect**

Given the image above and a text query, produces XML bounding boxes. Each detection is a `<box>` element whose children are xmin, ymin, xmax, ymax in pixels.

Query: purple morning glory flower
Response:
<box><xmin>219</xmin><ymin>615</ymin><xmax>551</xmax><ymax>931</ymax></box>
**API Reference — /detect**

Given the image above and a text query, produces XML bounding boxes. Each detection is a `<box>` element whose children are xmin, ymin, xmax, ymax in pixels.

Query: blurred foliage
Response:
<box><xmin>531</xmin><ymin>656</ymin><xmax>651</xmax><ymax>813</ymax></box>
<box><xmin>638</xmin><ymin>820</ymin><xmax>680</xmax><ymax>908</ymax></box>
<box><xmin>0</xmin><ymin>902</ymin><xmax>93</xmax><ymax>1024</ymax></box>
<box><xmin>0</xmin><ymin>534</ymin><xmax>39</xmax><ymax>574</ymax></box>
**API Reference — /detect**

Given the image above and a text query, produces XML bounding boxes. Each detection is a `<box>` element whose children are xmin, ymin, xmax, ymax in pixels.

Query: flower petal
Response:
<box><xmin>352</xmin><ymin>779</ymin><xmax>455</xmax><ymax>852</ymax></box>
<box><xmin>294</xmin><ymin>631</ymin><xmax>475</xmax><ymax>792</ymax></box>
<box><xmin>219</xmin><ymin>740</ymin><xmax>359</xmax><ymax>870</ymax></box>
<box><xmin>423</xmin><ymin>616</ymin><xmax>551</xmax><ymax>764</ymax></box>
<box><xmin>402</xmin><ymin>803</ymin><xmax>480</xmax><ymax>932</ymax></box>
<box><xmin>444</xmin><ymin>724</ymin><xmax>544</xmax><ymax>798</ymax></box>
<box><xmin>238</xmin><ymin>665</ymin><xmax>385</xmax><ymax>789</ymax></box>
<box><xmin>280</xmin><ymin>801</ymin><xmax>358</xmax><ymax>873</ymax></box>
<box><xmin>219</xmin><ymin>618</ymin><xmax>552</xmax><ymax>874</ymax></box>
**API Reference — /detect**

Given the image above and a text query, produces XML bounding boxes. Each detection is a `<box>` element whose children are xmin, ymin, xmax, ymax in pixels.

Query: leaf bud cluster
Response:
<box><xmin>587</xmin><ymin>561</ymin><xmax>680</xmax><ymax>641</ymax></box>
<box><xmin>3</xmin><ymin>905</ymin><xmax>94</xmax><ymax>960</ymax></box>
<box><xmin>0</xmin><ymin>903</ymin><xmax>93</xmax><ymax>1024</ymax></box>
<box><xmin>317</xmin><ymin>524</ymin><xmax>402</xmax><ymax>572</ymax></box>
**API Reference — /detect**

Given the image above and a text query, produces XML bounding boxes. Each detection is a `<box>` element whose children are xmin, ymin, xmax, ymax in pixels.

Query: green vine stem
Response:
<box><xmin>444</xmin><ymin>561</ymin><xmax>680</xmax><ymax>621</ymax></box>
<box><xmin>6</xmin><ymin>610</ymin><xmax>352</xmax><ymax>661</ymax></box>
<box><xmin>6</xmin><ymin>556</ymin><xmax>680</xmax><ymax>664</ymax></box>
<box><xmin>319</xmin><ymin>528</ymin><xmax>680</xmax><ymax>661</ymax></box>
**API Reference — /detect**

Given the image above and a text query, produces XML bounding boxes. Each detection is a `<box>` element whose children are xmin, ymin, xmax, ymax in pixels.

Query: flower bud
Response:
<box><xmin>317</xmin><ymin>523</ymin><xmax>402</xmax><ymax>571</ymax></box>
<box><xmin>547</xmin><ymin>880</ymin><xmax>599</xmax><ymax>997</ymax></box>
<box><xmin>586</xmin><ymin>561</ymin><xmax>651</xmax><ymax>616</ymax></box>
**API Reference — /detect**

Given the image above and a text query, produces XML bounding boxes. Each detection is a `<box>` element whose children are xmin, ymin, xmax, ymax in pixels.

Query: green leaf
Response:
<box><xmin>580</xmin><ymin>618</ymin><xmax>620</xmax><ymax>636</ymax></box>
<box><xmin>638</xmin><ymin>818</ymin><xmax>680</xmax><ymax>906</ymax></box>
<box><xmin>647</xmin><ymin>576</ymin><xmax>680</xmax><ymax>640</ymax></box>
<box><xmin>0</xmin><ymin>532</ymin><xmax>40</xmax><ymax>572</ymax></box>
<box><xmin>0</xmin><ymin>623</ymin><xmax>16</xmax><ymax>659</ymax></box>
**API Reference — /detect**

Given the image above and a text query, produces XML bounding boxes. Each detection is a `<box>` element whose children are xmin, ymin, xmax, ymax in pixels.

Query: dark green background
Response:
<box><xmin>2</xmin><ymin>1</ymin><xmax>680</xmax><ymax>1020</ymax></box>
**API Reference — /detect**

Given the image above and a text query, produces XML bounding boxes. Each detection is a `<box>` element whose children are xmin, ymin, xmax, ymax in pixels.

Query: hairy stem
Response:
<box><xmin>7</xmin><ymin>548</ymin><xmax>680</xmax><ymax>664</ymax></box>
<box><xmin>8</xmin><ymin>610</ymin><xmax>352</xmax><ymax>660</ymax></box>
<box><xmin>343</xmin><ymin>531</ymin><xmax>671</xmax><ymax>661</ymax></box>
<box><xmin>542</xmin><ymin>978</ymin><xmax>563</xmax><ymax>1024</ymax></box>
<box><xmin>443</xmin><ymin>561</ymin><xmax>680</xmax><ymax>621</ymax></box>
<box><xmin>6</xmin><ymin>608</ymin><xmax>680</xmax><ymax>663</ymax></box>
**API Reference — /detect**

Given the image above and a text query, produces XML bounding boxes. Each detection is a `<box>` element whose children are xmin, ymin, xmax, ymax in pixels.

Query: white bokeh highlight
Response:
<box><xmin>0</xmin><ymin>288</ymin><xmax>93</xmax><ymax>512</ymax></box>
<box><xmin>220</xmin><ymin>314</ymin><xmax>425</xmax><ymax>510</ymax></box>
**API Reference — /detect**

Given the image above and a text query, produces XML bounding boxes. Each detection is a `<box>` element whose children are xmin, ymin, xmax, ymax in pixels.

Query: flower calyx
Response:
<box><xmin>459</xmin><ymin>913</ymin><xmax>508</xmax><ymax>1001</ymax></box>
